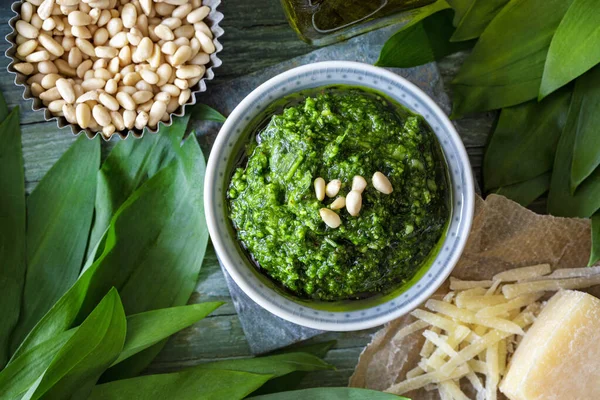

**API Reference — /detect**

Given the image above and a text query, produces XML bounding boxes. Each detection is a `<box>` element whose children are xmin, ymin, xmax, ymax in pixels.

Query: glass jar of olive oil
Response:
<box><xmin>281</xmin><ymin>0</ymin><xmax>435</xmax><ymax>46</ymax></box>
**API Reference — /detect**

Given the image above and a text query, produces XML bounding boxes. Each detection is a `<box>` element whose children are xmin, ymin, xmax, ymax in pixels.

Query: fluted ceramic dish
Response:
<box><xmin>205</xmin><ymin>61</ymin><xmax>475</xmax><ymax>332</ymax></box>
<box><xmin>5</xmin><ymin>0</ymin><xmax>224</xmax><ymax>139</ymax></box>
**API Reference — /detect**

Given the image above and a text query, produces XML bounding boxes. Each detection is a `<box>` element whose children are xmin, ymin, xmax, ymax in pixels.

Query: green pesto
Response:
<box><xmin>228</xmin><ymin>87</ymin><xmax>449</xmax><ymax>301</ymax></box>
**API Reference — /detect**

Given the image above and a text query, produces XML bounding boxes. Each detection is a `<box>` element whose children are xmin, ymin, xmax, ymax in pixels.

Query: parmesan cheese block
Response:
<box><xmin>500</xmin><ymin>290</ymin><xmax>600</xmax><ymax>400</ymax></box>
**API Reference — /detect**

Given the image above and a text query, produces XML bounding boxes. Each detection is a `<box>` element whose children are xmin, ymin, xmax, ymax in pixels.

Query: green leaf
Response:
<box><xmin>589</xmin><ymin>213</ymin><xmax>600</xmax><ymax>266</ymax></box>
<box><xmin>548</xmin><ymin>68</ymin><xmax>600</xmax><ymax>217</ymax></box>
<box><xmin>377</xmin><ymin>5</ymin><xmax>475</xmax><ymax>68</ymax></box>
<box><xmin>78</xmin><ymin>134</ymin><xmax>207</xmax><ymax>318</ymax></box>
<box><xmin>0</xmin><ymin>106</ymin><xmax>26</xmax><ymax>368</ymax></box>
<box><xmin>0</xmin><ymin>329</ymin><xmax>76</xmax><ymax>400</ymax></box>
<box><xmin>450</xmin><ymin>0</ymin><xmax>510</xmax><ymax>42</ymax></box>
<box><xmin>569</xmin><ymin>71</ymin><xmax>600</xmax><ymax>192</ymax></box>
<box><xmin>541</xmin><ymin>0</ymin><xmax>600</xmax><ymax>98</ymax></box>
<box><xmin>10</xmin><ymin>137</ymin><xmax>206</xmax><ymax>362</ymax></box>
<box><xmin>483</xmin><ymin>88</ymin><xmax>572</xmax><ymax>190</ymax></box>
<box><xmin>112</xmin><ymin>302</ymin><xmax>222</xmax><ymax>366</ymax></box>
<box><xmin>249</xmin><ymin>388</ymin><xmax>407</xmax><ymax>400</ymax></box>
<box><xmin>190</xmin><ymin>103</ymin><xmax>226</xmax><ymax>123</ymax></box>
<box><xmin>10</xmin><ymin>135</ymin><xmax>99</xmax><ymax>351</ymax></box>
<box><xmin>26</xmin><ymin>288</ymin><xmax>126</xmax><ymax>400</ymax></box>
<box><xmin>88</xmin><ymin>369</ymin><xmax>272</xmax><ymax>400</ymax></box>
<box><xmin>86</xmin><ymin>115</ymin><xmax>189</xmax><ymax>264</ymax></box>
<box><xmin>493</xmin><ymin>172</ymin><xmax>551</xmax><ymax>207</ymax></box>
<box><xmin>446</xmin><ymin>0</ymin><xmax>475</xmax><ymax>26</ymax></box>
<box><xmin>451</xmin><ymin>0</ymin><xmax>573</xmax><ymax>117</ymax></box>
<box><xmin>197</xmin><ymin>352</ymin><xmax>334</xmax><ymax>377</ymax></box>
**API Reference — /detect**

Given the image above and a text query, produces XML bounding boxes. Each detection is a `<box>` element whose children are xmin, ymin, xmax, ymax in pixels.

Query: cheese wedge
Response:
<box><xmin>500</xmin><ymin>290</ymin><xmax>600</xmax><ymax>400</ymax></box>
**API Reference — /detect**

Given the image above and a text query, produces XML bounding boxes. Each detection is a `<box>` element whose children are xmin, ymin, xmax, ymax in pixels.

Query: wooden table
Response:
<box><xmin>0</xmin><ymin>0</ymin><xmax>493</xmax><ymax>388</ymax></box>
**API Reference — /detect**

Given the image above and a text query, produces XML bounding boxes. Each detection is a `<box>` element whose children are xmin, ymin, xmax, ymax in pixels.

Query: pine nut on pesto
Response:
<box><xmin>228</xmin><ymin>87</ymin><xmax>450</xmax><ymax>301</ymax></box>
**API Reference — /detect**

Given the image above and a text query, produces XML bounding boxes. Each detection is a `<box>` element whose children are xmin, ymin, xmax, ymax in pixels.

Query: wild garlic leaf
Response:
<box><xmin>450</xmin><ymin>0</ymin><xmax>510</xmax><ymax>42</ymax></box>
<box><xmin>446</xmin><ymin>0</ymin><xmax>475</xmax><ymax>26</ymax></box>
<box><xmin>568</xmin><ymin>69</ymin><xmax>600</xmax><ymax>192</ymax></box>
<box><xmin>0</xmin><ymin>329</ymin><xmax>75</xmax><ymax>400</ymax></box>
<box><xmin>11</xmin><ymin>135</ymin><xmax>206</xmax><ymax>361</ymax></box>
<box><xmin>451</xmin><ymin>0</ymin><xmax>573</xmax><ymax>117</ymax></box>
<box><xmin>190</xmin><ymin>103</ymin><xmax>227</xmax><ymax>123</ymax></box>
<box><xmin>376</xmin><ymin>2</ymin><xmax>475</xmax><ymax>68</ymax></box>
<box><xmin>541</xmin><ymin>0</ymin><xmax>600</xmax><ymax>98</ymax></box>
<box><xmin>26</xmin><ymin>288</ymin><xmax>126</xmax><ymax>400</ymax></box>
<box><xmin>111</xmin><ymin>302</ymin><xmax>222</xmax><ymax>366</ymax></box>
<box><xmin>248</xmin><ymin>388</ymin><xmax>408</xmax><ymax>400</ymax></box>
<box><xmin>548</xmin><ymin>68</ymin><xmax>600</xmax><ymax>217</ymax></box>
<box><xmin>10</xmin><ymin>135</ymin><xmax>100</xmax><ymax>352</ymax></box>
<box><xmin>589</xmin><ymin>214</ymin><xmax>600</xmax><ymax>266</ymax></box>
<box><xmin>86</xmin><ymin>115</ymin><xmax>190</xmax><ymax>266</ymax></box>
<box><xmin>0</xmin><ymin>106</ymin><xmax>26</xmax><ymax>368</ymax></box>
<box><xmin>493</xmin><ymin>172</ymin><xmax>551</xmax><ymax>208</ymax></box>
<box><xmin>88</xmin><ymin>369</ymin><xmax>273</xmax><ymax>400</ymax></box>
<box><xmin>483</xmin><ymin>88</ymin><xmax>571</xmax><ymax>191</ymax></box>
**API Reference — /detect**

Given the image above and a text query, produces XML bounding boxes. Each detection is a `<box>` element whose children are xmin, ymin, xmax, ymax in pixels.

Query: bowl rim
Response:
<box><xmin>205</xmin><ymin>60</ymin><xmax>475</xmax><ymax>331</ymax></box>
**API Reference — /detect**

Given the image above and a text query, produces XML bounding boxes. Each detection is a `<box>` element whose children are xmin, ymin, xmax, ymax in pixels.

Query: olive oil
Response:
<box><xmin>281</xmin><ymin>0</ymin><xmax>435</xmax><ymax>46</ymax></box>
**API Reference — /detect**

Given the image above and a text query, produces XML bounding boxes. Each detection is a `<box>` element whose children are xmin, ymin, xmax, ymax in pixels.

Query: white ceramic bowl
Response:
<box><xmin>205</xmin><ymin>61</ymin><xmax>474</xmax><ymax>331</ymax></box>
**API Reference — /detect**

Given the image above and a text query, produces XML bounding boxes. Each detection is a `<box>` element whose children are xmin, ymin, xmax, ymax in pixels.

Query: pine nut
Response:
<box><xmin>31</xmin><ymin>82</ymin><xmax>44</xmax><ymax>97</ymax></box>
<box><xmin>56</xmin><ymin>78</ymin><xmax>75</xmax><ymax>103</ymax></box>
<box><xmin>314</xmin><ymin>177</ymin><xmax>325</xmax><ymax>201</ymax></box>
<box><xmin>27</xmin><ymin>73</ymin><xmax>44</xmax><ymax>86</ymax></box>
<box><xmin>42</xmin><ymin>17</ymin><xmax>57</xmax><ymax>31</ymax></box>
<box><xmin>76</xmin><ymin>90</ymin><xmax>99</xmax><ymax>103</ymax></box>
<box><xmin>194</xmin><ymin>21</ymin><xmax>212</xmax><ymax>39</ymax></box>
<box><xmin>76</xmin><ymin>38</ymin><xmax>96</xmax><ymax>57</ymax></box>
<box><xmin>195</xmin><ymin>30</ymin><xmax>215</xmax><ymax>54</ymax></box>
<box><xmin>352</xmin><ymin>176</ymin><xmax>367</xmax><ymax>192</ymax></box>
<box><xmin>55</xmin><ymin>59</ymin><xmax>77</xmax><ymax>77</ymax></box>
<box><xmin>41</xmin><ymin>73</ymin><xmax>61</xmax><ymax>89</ymax></box>
<box><xmin>161</xmin><ymin>17</ymin><xmax>181</xmax><ymax>30</ymax></box>
<box><xmin>160</xmin><ymin>84</ymin><xmax>180</xmax><ymax>97</ymax></box>
<box><xmin>101</xmin><ymin>124</ymin><xmax>115</xmax><ymax>138</ymax></box>
<box><xmin>48</xmin><ymin>99</ymin><xmax>67</xmax><ymax>113</ymax></box>
<box><xmin>17</xmin><ymin>40</ymin><xmax>38</xmax><ymax>57</ymax></box>
<box><xmin>81</xmin><ymin>78</ymin><xmax>105</xmax><ymax>91</ymax></box>
<box><xmin>38</xmin><ymin>60</ymin><xmax>58</xmax><ymax>74</ymax></box>
<box><xmin>155</xmin><ymin>24</ymin><xmax>174</xmax><ymax>41</ymax></box>
<box><xmin>154</xmin><ymin>91</ymin><xmax>171</xmax><ymax>103</ymax></box>
<box><xmin>135</xmin><ymin>37</ymin><xmax>153</xmax><ymax>61</ymax></box>
<box><xmin>120</xmin><ymin>3</ymin><xmax>136</xmax><ymax>28</ymax></box>
<box><xmin>330</xmin><ymin>197</ymin><xmax>346</xmax><ymax>210</ymax></box>
<box><xmin>95</xmin><ymin>68</ymin><xmax>112</xmax><ymax>80</ymax></box>
<box><xmin>148</xmin><ymin>100</ymin><xmax>166</xmax><ymax>126</ymax></box>
<box><xmin>139</xmin><ymin>0</ymin><xmax>152</xmax><ymax>16</ymax></box>
<box><xmin>108</xmin><ymin>57</ymin><xmax>120</xmax><ymax>74</ymax></box>
<box><xmin>127</xmin><ymin>28</ymin><xmax>142</xmax><ymax>46</ymax></box>
<box><xmin>161</xmin><ymin>41</ymin><xmax>177</xmax><ymax>55</ymax></box>
<box><xmin>67</xmin><ymin>47</ymin><xmax>82</xmax><ymax>68</ymax></box>
<box><xmin>148</xmin><ymin>44</ymin><xmax>162</xmax><ymax>69</ymax></box>
<box><xmin>135</xmin><ymin>80</ymin><xmax>153</xmax><ymax>92</ymax></box>
<box><xmin>37</xmin><ymin>0</ymin><xmax>54</xmax><ymax>20</ymax></box>
<box><xmin>123</xmin><ymin>109</ymin><xmax>135</xmax><ymax>129</ymax></box>
<box><xmin>138</xmin><ymin>99</ymin><xmax>153</xmax><ymax>113</ymax></box>
<box><xmin>122</xmin><ymin>71</ymin><xmax>141</xmax><ymax>86</ymax></box>
<box><xmin>61</xmin><ymin>36</ymin><xmax>74</xmax><ymax>51</ymax></box>
<box><xmin>40</xmin><ymin>87</ymin><xmax>61</xmax><ymax>101</ymax></box>
<box><xmin>187</xmin><ymin>6</ymin><xmax>209</xmax><ymax>23</ymax></box>
<box><xmin>118</xmin><ymin>45</ymin><xmax>132</xmax><ymax>65</ymax></box>
<box><xmin>171</xmin><ymin>45</ymin><xmax>191</xmax><ymax>66</ymax></box>
<box><xmin>326</xmin><ymin>179</ymin><xmax>341</xmax><ymax>198</ymax></box>
<box><xmin>21</xmin><ymin>1</ymin><xmax>34</xmax><ymax>22</ymax></box>
<box><xmin>106</xmin><ymin>17</ymin><xmax>123</xmax><ymax>36</ymax></box>
<box><xmin>155</xmin><ymin>2</ymin><xmax>175</xmax><ymax>16</ymax></box>
<box><xmin>26</xmin><ymin>50</ymin><xmax>50</xmax><ymax>63</ymax></box>
<box><xmin>83</xmin><ymin>70</ymin><xmax>95</xmax><ymax>80</ymax></box>
<box><xmin>175</xmin><ymin>65</ymin><xmax>201</xmax><ymax>79</ymax></box>
<box><xmin>132</xmin><ymin>90</ymin><xmax>153</xmax><ymax>104</ymax></box>
<box><xmin>14</xmin><ymin>62</ymin><xmax>34</xmax><ymax>75</ymax></box>
<box><xmin>108</xmin><ymin>31</ymin><xmax>128</xmax><ymax>48</ymax></box>
<box><xmin>116</xmin><ymin>91</ymin><xmax>136</xmax><ymax>110</ymax></box>
<box><xmin>346</xmin><ymin>190</ymin><xmax>362</xmax><ymax>216</ymax></box>
<box><xmin>178</xmin><ymin>88</ymin><xmax>191</xmax><ymax>105</ymax></box>
<box><xmin>72</xmin><ymin>26</ymin><xmax>92</xmax><ymax>39</ymax></box>
<box><xmin>16</xmin><ymin>20</ymin><xmax>39</xmax><ymax>39</ymax></box>
<box><xmin>93</xmin><ymin>27</ymin><xmax>109</xmax><ymax>46</ymax></box>
<box><xmin>134</xmin><ymin>110</ymin><xmax>149</xmax><ymax>129</ymax></box>
<box><xmin>139</xmin><ymin>69</ymin><xmax>159</xmax><ymax>84</ymax></box>
<box><xmin>319</xmin><ymin>208</ymin><xmax>341</xmax><ymax>229</ymax></box>
<box><xmin>95</xmin><ymin>46</ymin><xmax>118</xmax><ymax>58</ymax></box>
<box><xmin>110</xmin><ymin>110</ymin><xmax>125</xmax><ymax>130</ymax></box>
<box><xmin>171</xmin><ymin>3</ymin><xmax>191</xmax><ymax>19</ymax></box>
<box><xmin>92</xmin><ymin>104</ymin><xmax>111</xmax><ymax>126</ymax></box>
<box><xmin>76</xmin><ymin>59</ymin><xmax>92</xmax><ymax>78</ymax></box>
<box><xmin>68</xmin><ymin>11</ymin><xmax>92</xmax><ymax>26</ymax></box>
<box><xmin>173</xmin><ymin>24</ymin><xmax>194</xmax><ymax>39</ymax></box>
<box><xmin>63</xmin><ymin>103</ymin><xmax>77</xmax><ymax>124</ymax></box>
<box><xmin>174</xmin><ymin>78</ymin><xmax>188</xmax><ymax>90</ymax></box>
<box><xmin>372</xmin><ymin>172</ymin><xmax>393</xmax><ymax>194</ymax></box>
<box><xmin>99</xmin><ymin>92</ymin><xmax>119</xmax><ymax>111</ymax></box>
<box><xmin>189</xmin><ymin>52</ymin><xmax>209</xmax><ymax>65</ymax></box>
<box><xmin>105</xmin><ymin>78</ymin><xmax>118</xmax><ymax>94</ymax></box>
<box><xmin>172</xmin><ymin>37</ymin><xmax>189</xmax><ymax>47</ymax></box>
<box><xmin>155</xmin><ymin>63</ymin><xmax>172</xmax><ymax>86</ymax></box>
<box><xmin>38</xmin><ymin>33</ymin><xmax>64</xmax><ymax>57</ymax></box>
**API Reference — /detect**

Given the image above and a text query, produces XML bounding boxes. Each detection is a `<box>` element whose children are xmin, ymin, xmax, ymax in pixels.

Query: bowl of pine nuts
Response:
<box><xmin>205</xmin><ymin>61</ymin><xmax>475</xmax><ymax>331</ymax></box>
<box><xmin>5</xmin><ymin>0</ymin><xmax>223</xmax><ymax>139</ymax></box>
